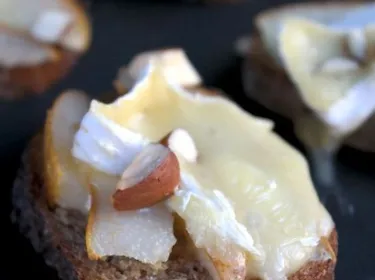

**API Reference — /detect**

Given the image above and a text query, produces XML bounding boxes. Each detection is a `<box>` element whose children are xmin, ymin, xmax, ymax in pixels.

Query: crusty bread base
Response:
<box><xmin>243</xmin><ymin>34</ymin><xmax>375</xmax><ymax>153</ymax></box>
<box><xmin>0</xmin><ymin>49</ymin><xmax>78</xmax><ymax>100</ymax></box>
<box><xmin>12</xmin><ymin>135</ymin><xmax>337</xmax><ymax>280</ymax></box>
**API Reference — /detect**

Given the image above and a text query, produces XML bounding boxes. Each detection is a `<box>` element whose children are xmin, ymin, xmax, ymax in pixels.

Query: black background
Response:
<box><xmin>3</xmin><ymin>1</ymin><xmax>375</xmax><ymax>279</ymax></box>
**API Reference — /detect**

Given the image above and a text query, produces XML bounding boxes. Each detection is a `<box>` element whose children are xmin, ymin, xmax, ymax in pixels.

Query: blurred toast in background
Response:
<box><xmin>0</xmin><ymin>0</ymin><xmax>91</xmax><ymax>100</ymax></box>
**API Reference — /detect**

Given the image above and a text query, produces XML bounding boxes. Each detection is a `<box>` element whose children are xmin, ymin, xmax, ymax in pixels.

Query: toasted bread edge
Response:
<box><xmin>11</xmin><ymin>135</ymin><xmax>337</xmax><ymax>280</ymax></box>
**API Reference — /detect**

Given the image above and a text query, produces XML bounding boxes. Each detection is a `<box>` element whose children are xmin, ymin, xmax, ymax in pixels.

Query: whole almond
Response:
<box><xmin>112</xmin><ymin>143</ymin><xmax>180</xmax><ymax>211</ymax></box>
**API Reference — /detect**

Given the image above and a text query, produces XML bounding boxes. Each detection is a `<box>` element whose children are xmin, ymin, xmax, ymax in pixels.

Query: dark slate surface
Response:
<box><xmin>3</xmin><ymin>1</ymin><xmax>374</xmax><ymax>279</ymax></box>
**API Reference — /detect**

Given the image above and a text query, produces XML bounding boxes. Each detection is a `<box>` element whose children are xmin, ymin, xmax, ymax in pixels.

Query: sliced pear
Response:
<box><xmin>44</xmin><ymin>90</ymin><xmax>91</xmax><ymax>213</ymax></box>
<box><xmin>0</xmin><ymin>0</ymin><xmax>91</xmax><ymax>52</ymax></box>
<box><xmin>70</xmin><ymin>67</ymin><xmax>177</xmax><ymax>263</ymax></box>
<box><xmin>280</xmin><ymin>18</ymin><xmax>375</xmax><ymax>135</ymax></box>
<box><xmin>0</xmin><ymin>25</ymin><xmax>58</xmax><ymax>67</ymax></box>
<box><xmin>85</xmin><ymin>171</ymin><xmax>176</xmax><ymax>263</ymax></box>
<box><xmin>255</xmin><ymin>2</ymin><xmax>374</xmax><ymax>64</ymax></box>
<box><xmin>114</xmin><ymin>48</ymin><xmax>202</xmax><ymax>93</ymax></box>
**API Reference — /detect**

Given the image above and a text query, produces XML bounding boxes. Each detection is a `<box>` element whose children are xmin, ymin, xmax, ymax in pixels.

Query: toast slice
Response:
<box><xmin>0</xmin><ymin>0</ymin><xmax>91</xmax><ymax>99</ymax></box>
<box><xmin>11</xmin><ymin>133</ymin><xmax>338</xmax><ymax>280</ymax></box>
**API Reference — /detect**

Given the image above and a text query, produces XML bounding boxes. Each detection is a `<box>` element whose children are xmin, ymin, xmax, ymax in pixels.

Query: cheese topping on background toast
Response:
<box><xmin>280</xmin><ymin>18</ymin><xmax>375</xmax><ymax>135</ymax></box>
<box><xmin>255</xmin><ymin>3</ymin><xmax>375</xmax><ymax>140</ymax></box>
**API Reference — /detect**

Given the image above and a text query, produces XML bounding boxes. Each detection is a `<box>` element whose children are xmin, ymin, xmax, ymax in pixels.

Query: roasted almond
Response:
<box><xmin>112</xmin><ymin>143</ymin><xmax>180</xmax><ymax>211</ymax></box>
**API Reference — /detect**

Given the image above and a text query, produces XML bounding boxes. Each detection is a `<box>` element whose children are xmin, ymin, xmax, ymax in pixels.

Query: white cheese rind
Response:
<box><xmin>72</xmin><ymin>111</ymin><xmax>150</xmax><ymax>175</ymax></box>
<box><xmin>319</xmin><ymin>76</ymin><xmax>375</xmax><ymax>135</ymax></box>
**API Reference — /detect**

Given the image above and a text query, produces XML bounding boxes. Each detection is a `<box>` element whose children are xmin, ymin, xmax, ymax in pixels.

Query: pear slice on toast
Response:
<box><xmin>44</xmin><ymin>90</ymin><xmax>91</xmax><ymax>213</ymax></box>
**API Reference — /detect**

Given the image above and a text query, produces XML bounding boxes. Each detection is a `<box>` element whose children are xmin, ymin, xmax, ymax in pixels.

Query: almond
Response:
<box><xmin>112</xmin><ymin>143</ymin><xmax>180</xmax><ymax>211</ymax></box>
<box><xmin>160</xmin><ymin>128</ymin><xmax>198</xmax><ymax>163</ymax></box>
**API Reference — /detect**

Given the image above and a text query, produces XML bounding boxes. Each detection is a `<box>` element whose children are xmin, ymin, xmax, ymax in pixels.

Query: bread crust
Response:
<box><xmin>0</xmin><ymin>0</ymin><xmax>91</xmax><ymax>100</ymax></box>
<box><xmin>243</xmin><ymin>34</ymin><xmax>375</xmax><ymax>153</ymax></box>
<box><xmin>11</xmin><ymin>135</ymin><xmax>337</xmax><ymax>280</ymax></box>
<box><xmin>0</xmin><ymin>49</ymin><xmax>79</xmax><ymax>99</ymax></box>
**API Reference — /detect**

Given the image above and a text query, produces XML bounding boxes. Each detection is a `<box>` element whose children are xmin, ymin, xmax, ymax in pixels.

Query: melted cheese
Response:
<box><xmin>90</xmin><ymin>65</ymin><xmax>334</xmax><ymax>279</ymax></box>
<box><xmin>278</xmin><ymin>17</ymin><xmax>375</xmax><ymax>171</ymax></box>
<box><xmin>280</xmin><ymin>19</ymin><xmax>375</xmax><ymax>113</ymax></box>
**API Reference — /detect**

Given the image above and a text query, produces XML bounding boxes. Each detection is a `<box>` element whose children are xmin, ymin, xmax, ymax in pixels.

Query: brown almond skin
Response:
<box><xmin>159</xmin><ymin>132</ymin><xmax>172</xmax><ymax>147</ymax></box>
<box><xmin>112</xmin><ymin>150</ymin><xmax>180</xmax><ymax>211</ymax></box>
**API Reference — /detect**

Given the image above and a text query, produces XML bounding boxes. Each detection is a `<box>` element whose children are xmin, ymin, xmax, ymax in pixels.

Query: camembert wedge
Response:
<box><xmin>255</xmin><ymin>2</ymin><xmax>374</xmax><ymax>66</ymax></box>
<box><xmin>280</xmin><ymin>18</ymin><xmax>375</xmax><ymax>136</ymax></box>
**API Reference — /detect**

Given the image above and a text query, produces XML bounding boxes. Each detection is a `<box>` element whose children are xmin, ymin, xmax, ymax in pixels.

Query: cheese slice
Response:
<box><xmin>87</xmin><ymin>63</ymin><xmax>334</xmax><ymax>279</ymax></box>
<box><xmin>255</xmin><ymin>2</ymin><xmax>375</xmax><ymax>65</ymax></box>
<box><xmin>280</xmin><ymin>18</ymin><xmax>375</xmax><ymax>135</ymax></box>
